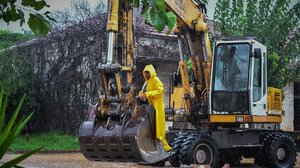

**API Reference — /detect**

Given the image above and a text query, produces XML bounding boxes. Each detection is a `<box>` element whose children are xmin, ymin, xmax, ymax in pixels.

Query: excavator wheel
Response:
<box><xmin>264</xmin><ymin>132</ymin><xmax>297</xmax><ymax>168</ymax></box>
<box><xmin>254</xmin><ymin>132</ymin><xmax>273</xmax><ymax>166</ymax></box>
<box><xmin>168</xmin><ymin>132</ymin><xmax>189</xmax><ymax>167</ymax></box>
<box><xmin>179</xmin><ymin>133</ymin><xmax>219</xmax><ymax>168</ymax></box>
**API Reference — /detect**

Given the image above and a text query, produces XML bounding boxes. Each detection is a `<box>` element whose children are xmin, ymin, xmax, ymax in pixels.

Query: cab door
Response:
<box><xmin>251</xmin><ymin>43</ymin><xmax>267</xmax><ymax>116</ymax></box>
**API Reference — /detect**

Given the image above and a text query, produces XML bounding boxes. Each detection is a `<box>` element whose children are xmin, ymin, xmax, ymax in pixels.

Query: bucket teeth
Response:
<box><xmin>79</xmin><ymin>134</ymin><xmax>143</xmax><ymax>162</ymax></box>
<box><xmin>78</xmin><ymin>105</ymin><xmax>169</xmax><ymax>163</ymax></box>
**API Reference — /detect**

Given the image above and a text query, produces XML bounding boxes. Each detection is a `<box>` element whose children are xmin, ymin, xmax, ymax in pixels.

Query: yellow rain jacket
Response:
<box><xmin>139</xmin><ymin>64</ymin><xmax>172</xmax><ymax>152</ymax></box>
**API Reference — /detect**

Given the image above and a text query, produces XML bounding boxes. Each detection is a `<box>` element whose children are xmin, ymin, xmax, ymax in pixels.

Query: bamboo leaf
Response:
<box><xmin>0</xmin><ymin>113</ymin><xmax>33</xmax><ymax>159</ymax></box>
<box><xmin>0</xmin><ymin>93</ymin><xmax>8</xmax><ymax>133</ymax></box>
<box><xmin>0</xmin><ymin>87</ymin><xmax>3</xmax><ymax>133</ymax></box>
<box><xmin>0</xmin><ymin>146</ymin><xmax>43</xmax><ymax>168</ymax></box>
<box><xmin>0</xmin><ymin>94</ymin><xmax>25</xmax><ymax>146</ymax></box>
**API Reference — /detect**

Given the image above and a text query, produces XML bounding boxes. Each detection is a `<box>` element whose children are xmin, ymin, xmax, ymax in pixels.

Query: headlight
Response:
<box><xmin>175</xmin><ymin>108</ymin><xmax>185</xmax><ymax>115</ymax></box>
<box><xmin>236</xmin><ymin>116</ymin><xmax>244</xmax><ymax>122</ymax></box>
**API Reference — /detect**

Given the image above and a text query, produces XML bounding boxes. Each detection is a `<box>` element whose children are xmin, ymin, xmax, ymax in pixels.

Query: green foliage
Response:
<box><xmin>0</xmin><ymin>50</ymin><xmax>41</xmax><ymax>117</ymax></box>
<box><xmin>0</xmin><ymin>88</ymin><xmax>42</xmax><ymax>167</ymax></box>
<box><xmin>0</xmin><ymin>30</ymin><xmax>42</xmax><ymax>135</ymax></box>
<box><xmin>0</xmin><ymin>30</ymin><xmax>33</xmax><ymax>50</ymax></box>
<box><xmin>268</xmin><ymin>52</ymin><xmax>300</xmax><ymax>89</ymax></box>
<box><xmin>214</xmin><ymin>0</ymin><xmax>300</xmax><ymax>90</ymax></box>
<box><xmin>126</xmin><ymin>0</ymin><xmax>177</xmax><ymax>33</ymax></box>
<box><xmin>9</xmin><ymin>132</ymin><xmax>79</xmax><ymax>152</ymax></box>
<box><xmin>1</xmin><ymin>147</ymin><xmax>42</xmax><ymax>168</ymax></box>
<box><xmin>28</xmin><ymin>13</ymin><xmax>50</xmax><ymax>35</ymax></box>
<box><xmin>0</xmin><ymin>0</ymin><xmax>54</xmax><ymax>36</ymax></box>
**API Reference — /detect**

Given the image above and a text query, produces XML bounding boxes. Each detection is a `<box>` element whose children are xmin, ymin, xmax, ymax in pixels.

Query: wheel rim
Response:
<box><xmin>196</xmin><ymin>149</ymin><xmax>206</xmax><ymax>163</ymax></box>
<box><xmin>193</xmin><ymin>143</ymin><xmax>213</xmax><ymax>164</ymax></box>
<box><xmin>277</xmin><ymin>147</ymin><xmax>286</xmax><ymax>161</ymax></box>
<box><xmin>276</xmin><ymin>143</ymin><xmax>291</xmax><ymax>166</ymax></box>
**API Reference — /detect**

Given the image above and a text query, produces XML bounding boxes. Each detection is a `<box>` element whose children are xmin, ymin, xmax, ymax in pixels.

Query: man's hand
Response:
<box><xmin>140</xmin><ymin>93</ymin><xmax>146</xmax><ymax>101</ymax></box>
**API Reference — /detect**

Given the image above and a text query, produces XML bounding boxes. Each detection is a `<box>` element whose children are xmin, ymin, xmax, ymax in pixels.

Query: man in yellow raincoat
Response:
<box><xmin>139</xmin><ymin>64</ymin><xmax>172</xmax><ymax>152</ymax></box>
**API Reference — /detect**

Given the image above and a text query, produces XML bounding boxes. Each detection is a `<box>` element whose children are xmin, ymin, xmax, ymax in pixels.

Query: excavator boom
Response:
<box><xmin>165</xmin><ymin>0</ymin><xmax>213</xmax><ymax>116</ymax></box>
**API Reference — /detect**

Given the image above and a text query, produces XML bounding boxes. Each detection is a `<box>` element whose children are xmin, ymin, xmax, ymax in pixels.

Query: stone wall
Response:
<box><xmin>135</xmin><ymin>35</ymin><xmax>180</xmax><ymax>106</ymax></box>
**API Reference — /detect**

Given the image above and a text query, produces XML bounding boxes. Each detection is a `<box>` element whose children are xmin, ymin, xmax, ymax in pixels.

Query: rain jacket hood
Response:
<box><xmin>143</xmin><ymin>64</ymin><xmax>157</xmax><ymax>81</ymax></box>
<box><xmin>139</xmin><ymin>64</ymin><xmax>171</xmax><ymax>152</ymax></box>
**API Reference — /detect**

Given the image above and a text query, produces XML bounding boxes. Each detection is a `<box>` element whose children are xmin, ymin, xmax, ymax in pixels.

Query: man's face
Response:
<box><xmin>144</xmin><ymin>71</ymin><xmax>150</xmax><ymax>80</ymax></box>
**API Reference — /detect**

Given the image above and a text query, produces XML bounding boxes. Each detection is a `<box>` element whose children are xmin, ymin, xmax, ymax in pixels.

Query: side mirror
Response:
<box><xmin>253</xmin><ymin>48</ymin><xmax>262</xmax><ymax>58</ymax></box>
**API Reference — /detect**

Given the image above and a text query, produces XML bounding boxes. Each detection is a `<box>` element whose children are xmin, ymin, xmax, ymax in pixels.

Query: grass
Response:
<box><xmin>8</xmin><ymin>132</ymin><xmax>80</xmax><ymax>152</ymax></box>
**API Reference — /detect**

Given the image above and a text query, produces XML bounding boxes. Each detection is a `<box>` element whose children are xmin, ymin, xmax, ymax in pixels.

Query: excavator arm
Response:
<box><xmin>165</xmin><ymin>0</ymin><xmax>212</xmax><ymax>114</ymax></box>
<box><xmin>79</xmin><ymin>0</ymin><xmax>171</xmax><ymax>164</ymax></box>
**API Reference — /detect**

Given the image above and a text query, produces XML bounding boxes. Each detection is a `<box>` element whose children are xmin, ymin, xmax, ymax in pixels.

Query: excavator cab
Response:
<box><xmin>169</xmin><ymin>37</ymin><xmax>281</xmax><ymax>125</ymax></box>
<box><xmin>211</xmin><ymin>40</ymin><xmax>251</xmax><ymax>115</ymax></box>
<box><xmin>210</xmin><ymin>37</ymin><xmax>282</xmax><ymax>123</ymax></box>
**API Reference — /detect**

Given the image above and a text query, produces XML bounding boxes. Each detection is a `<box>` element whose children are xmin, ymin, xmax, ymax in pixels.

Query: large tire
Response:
<box><xmin>169</xmin><ymin>133</ymin><xmax>188</xmax><ymax>167</ymax></box>
<box><xmin>264</xmin><ymin>132</ymin><xmax>297</xmax><ymax>168</ymax></box>
<box><xmin>179</xmin><ymin>133</ymin><xmax>219</xmax><ymax>168</ymax></box>
<box><xmin>254</xmin><ymin>132</ymin><xmax>273</xmax><ymax>166</ymax></box>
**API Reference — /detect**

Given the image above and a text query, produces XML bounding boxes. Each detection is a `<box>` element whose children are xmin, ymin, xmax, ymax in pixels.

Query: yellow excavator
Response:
<box><xmin>78</xmin><ymin>0</ymin><xmax>297</xmax><ymax>167</ymax></box>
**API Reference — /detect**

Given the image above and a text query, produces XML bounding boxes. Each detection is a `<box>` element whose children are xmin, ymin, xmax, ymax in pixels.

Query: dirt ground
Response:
<box><xmin>2</xmin><ymin>153</ymin><xmax>300</xmax><ymax>168</ymax></box>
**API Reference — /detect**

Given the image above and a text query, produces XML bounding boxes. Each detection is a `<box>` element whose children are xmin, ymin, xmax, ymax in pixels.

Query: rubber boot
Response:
<box><xmin>159</xmin><ymin>137</ymin><xmax>172</xmax><ymax>152</ymax></box>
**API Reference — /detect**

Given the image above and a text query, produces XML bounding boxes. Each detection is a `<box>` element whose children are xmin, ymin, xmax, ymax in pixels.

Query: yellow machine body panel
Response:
<box><xmin>165</xmin><ymin>0</ymin><xmax>201</xmax><ymax>28</ymax></box>
<box><xmin>267</xmin><ymin>87</ymin><xmax>282</xmax><ymax>115</ymax></box>
<box><xmin>210</xmin><ymin>115</ymin><xmax>282</xmax><ymax>123</ymax></box>
<box><xmin>170</xmin><ymin>87</ymin><xmax>194</xmax><ymax>109</ymax></box>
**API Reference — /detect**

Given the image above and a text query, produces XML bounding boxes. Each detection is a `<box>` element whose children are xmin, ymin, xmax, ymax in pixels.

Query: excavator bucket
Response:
<box><xmin>78</xmin><ymin>104</ymin><xmax>170</xmax><ymax>163</ymax></box>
